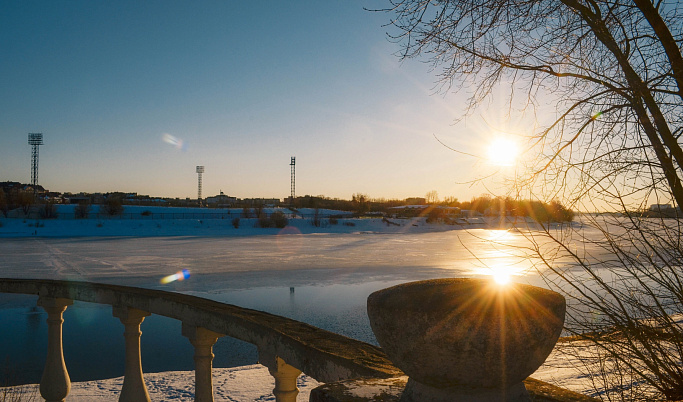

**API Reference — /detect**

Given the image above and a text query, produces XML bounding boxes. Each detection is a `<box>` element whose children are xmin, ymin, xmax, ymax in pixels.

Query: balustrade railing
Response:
<box><xmin>0</xmin><ymin>278</ymin><xmax>599</xmax><ymax>402</ymax></box>
<box><xmin>0</xmin><ymin>279</ymin><xmax>400</xmax><ymax>402</ymax></box>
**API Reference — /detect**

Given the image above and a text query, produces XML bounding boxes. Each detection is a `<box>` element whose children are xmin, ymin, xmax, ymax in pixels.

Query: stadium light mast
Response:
<box><xmin>28</xmin><ymin>133</ymin><xmax>43</xmax><ymax>190</ymax></box>
<box><xmin>290</xmin><ymin>157</ymin><xmax>296</xmax><ymax>205</ymax></box>
<box><xmin>196</xmin><ymin>166</ymin><xmax>205</xmax><ymax>207</ymax></box>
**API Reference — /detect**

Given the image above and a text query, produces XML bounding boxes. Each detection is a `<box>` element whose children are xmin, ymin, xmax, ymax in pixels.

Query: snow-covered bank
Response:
<box><xmin>0</xmin><ymin>205</ymin><xmax>554</xmax><ymax>238</ymax></box>
<box><xmin>0</xmin><ymin>206</ymin><xmax>472</xmax><ymax>238</ymax></box>
<box><xmin>5</xmin><ymin>365</ymin><xmax>320</xmax><ymax>401</ymax></box>
<box><xmin>0</xmin><ymin>215</ymin><xmax>461</xmax><ymax>238</ymax></box>
<box><xmin>0</xmin><ymin>207</ymin><xmax>595</xmax><ymax>401</ymax></box>
<box><xmin>3</xmin><ymin>347</ymin><xmax>604</xmax><ymax>401</ymax></box>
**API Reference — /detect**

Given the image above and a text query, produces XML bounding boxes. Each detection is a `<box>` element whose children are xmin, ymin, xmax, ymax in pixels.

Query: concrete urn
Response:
<box><xmin>367</xmin><ymin>278</ymin><xmax>566</xmax><ymax>402</ymax></box>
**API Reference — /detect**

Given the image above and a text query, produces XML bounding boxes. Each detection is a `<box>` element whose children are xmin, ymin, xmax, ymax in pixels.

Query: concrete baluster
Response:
<box><xmin>260</xmin><ymin>350</ymin><xmax>302</xmax><ymax>402</ymax></box>
<box><xmin>38</xmin><ymin>297</ymin><xmax>73</xmax><ymax>402</ymax></box>
<box><xmin>112</xmin><ymin>306</ymin><xmax>151</xmax><ymax>402</ymax></box>
<box><xmin>182</xmin><ymin>324</ymin><xmax>223</xmax><ymax>402</ymax></box>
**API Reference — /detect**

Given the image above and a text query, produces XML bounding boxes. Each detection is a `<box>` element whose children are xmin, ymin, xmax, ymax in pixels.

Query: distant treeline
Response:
<box><xmin>291</xmin><ymin>194</ymin><xmax>574</xmax><ymax>222</ymax></box>
<box><xmin>0</xmin><ymin>181</ymin><xmax>574</xmax><ymax>223</ymax></box>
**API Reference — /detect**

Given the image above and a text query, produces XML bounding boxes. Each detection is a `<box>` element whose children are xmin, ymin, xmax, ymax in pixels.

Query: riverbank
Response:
<box><xmin>2</xmin><ymin>344</ymin><xmax>602</xmax><ymax>401</ymax></box>
<box><xmin>4</xmin><ymin>365</ymin><xmax>320</xmax><ymax>401</ymax></box>
<box><xmin>0</xmin><ymin>205</ymin><xmax>554</xmax><ymax>238</ymax></box>
<box><xmin>0</xmin><ymin>206</ymin><xmax>591</xmax><ymax>400</ymax></box>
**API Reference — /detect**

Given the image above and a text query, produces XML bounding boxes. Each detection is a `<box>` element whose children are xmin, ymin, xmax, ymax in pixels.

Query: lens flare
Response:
<box><xmin>161</xmin><ymin>269</ymin><xmax>190</xmax><ymax>284</ymax></box>
<box><xmin>276</xmin><ymin>226</ymin><xmax>303</xmax><ymax>254</ymax></box>
<box><xmin>162</xmin><ymin>133</ymin><xmax>187</xmax><ymax>151</ymax></box>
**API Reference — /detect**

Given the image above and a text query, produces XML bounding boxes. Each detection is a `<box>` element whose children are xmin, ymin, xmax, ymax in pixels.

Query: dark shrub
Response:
<box><xmin>0</xmin><ymin>190</ymin><xmax>8</xmax><ymax>218</ymax></box>
<box><xmin>257</xmin><ymin>211</ymin><xmax>271</xmax><ymax>228</ymax></box>
<box><xmin>18</xmin><ymin>191</ymin><xmax>34</xmax><ymax>217</ymax></box>
<box><xmin>40</xmin><ymin>202</ymin><xmax>58</xmax><ymax>219</ymax></box>
<box><xmin>312</xmin><ymin>208</ymin><xmax>321</xmax><ymax>227</ymax></box>
<box><xmin>101</xmin><ymin>196</ymin><xmax>124</xmax><ymax>216</ymax></box>
<box><xmin>75</xmin><ymin>202</ymin><xmax>91</xmax><ymax>219</ymax></box>
<box><xmin>270</xmin><ymin>211</ymin><xmax>288</xmax><ymax>228</ymax></box>
<box><xmin>426</xmin><ymin>207</ymin><xmax>446</xmax><ymax>223</ymax></box>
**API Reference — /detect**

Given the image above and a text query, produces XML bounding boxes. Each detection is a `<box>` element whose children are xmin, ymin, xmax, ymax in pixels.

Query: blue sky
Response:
<box><xmin>1</xmin><ymin>1</ymin><xmax>508</xmax><ymax>201</ymax></box>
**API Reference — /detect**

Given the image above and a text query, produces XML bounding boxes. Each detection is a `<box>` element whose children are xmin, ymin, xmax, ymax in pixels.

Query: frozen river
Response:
<box><xmin>0</xmin><ymin>229</ymin><xmax>579</xmax><ymax>384</ymax></box>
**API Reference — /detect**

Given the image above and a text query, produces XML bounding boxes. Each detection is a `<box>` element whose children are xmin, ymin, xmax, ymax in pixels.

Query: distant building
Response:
<box><xmin>441</xmin><ymin>206</ymin><xmax>461</xmax><ymax>216</ymax></box>
<box><xmin>62</xmin><ymin>193</ymin><xmax>104</xmax><ymax>204</ymax></box>
<box><xmin>460</xmin><ymin>209</ymin><xmax>484</xmax><ymax>218</ymax></box>
<box><xmin>241</xmin><ymin>198</ymin><xmax>280</xmax><ymax>206</ymax></box>
<box><xmin>206</xmin><ymin>191</ymin><xmax>237</xmax><ymax>206</ymax></box>
<box><xmin>650</xmin><ymin>203</ymin><xmax>673</xmax><ymax>211</ymax></box>
<box><xmin>387</xmin><ymin>205</ymin><xmax>461</xmax><ymax>219</ymax></box>
<box><xmin>387</xmin><ymin>205</ymin><xmax>428</xmax><ymax>218</ymax></box>
<box><xmin>66</xmin><ymin>196</ymin><xmax>91</xmax><ymax>204</ymax></box>
<box><xmin>0</xmin><ymin>181</ymin><xmax>45</xmax><ymax>194</ymax></box>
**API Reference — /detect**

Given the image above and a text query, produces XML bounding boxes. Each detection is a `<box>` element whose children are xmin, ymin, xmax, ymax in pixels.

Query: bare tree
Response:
<box><xmin>352</xmin><ymin>193</ymin><xmax>370</xmax><ymax>215</ymax></box>
<box><xmin>100</xmin><ymin>196</ymin><xmax>124</xmax><ymax>216</ymax></box>
<box><xmin>16</xmin><ymin>191</ymin><xmax>34</xmax><ymax>217</ymax></box>
<box><xmin>39</xmin><ymin>200</ymin><xmax>58</xmax><ymax>219</ymax></box>
<box><xmin>425</xmin><ymin>190</ymin><xmax>439</xmax><ymax>204</ymax></box>
<box><xmin>0</xmin><ymin>190</ymin><xmax>8</xmax><ymax>218</ymax></box>
<box><xmin>381</xmin><ymin>1</ymin><xmax>683</xmax><ymax>400</ymax></box>
<box><xmin>382</xmin><ymin>0</ymin><xmax>683</xmax><ymax>209</ymax></box>
<box><xmin>74</xmin><ymin>202</ymin><xmax>91</xmax><ymax>219</ymax></box>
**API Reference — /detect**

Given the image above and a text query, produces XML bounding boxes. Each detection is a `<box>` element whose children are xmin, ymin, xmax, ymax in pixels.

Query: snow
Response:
<box><xmin>1</xmin><ymin>351</ymin><xmax>610</xmax><ymax>401</ymax></box>
<box><xmin>0</xmin><ymin>205</ymin><xmax>474</xmax><ymax>238</ymax></box>
<box><xmin>4</xmin><ymin>365</ymin><xmax>320</xmax><ymax>401</ymax></box>
<box><xmin>0</xmin><ymin>208</ymin><xmax>600</xmax><ymax>400</ymax></box>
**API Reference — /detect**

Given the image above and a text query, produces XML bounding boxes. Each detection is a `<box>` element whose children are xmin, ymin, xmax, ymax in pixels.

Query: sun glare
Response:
<box><xmin>491</xmin><ymin>268</ymin><xmax>512</xmax><ymax>285</ymax></box>
<box><xmin>487</xmin><ymin>138</ymin><xmax>519</xmax><ymax>167</ymax></box>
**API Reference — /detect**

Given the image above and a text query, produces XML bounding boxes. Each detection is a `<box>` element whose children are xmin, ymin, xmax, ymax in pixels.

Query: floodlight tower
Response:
<box><xmin>28</xmin><ymin>133</ymin><xmax>43</xmax><ymax>188</ymax></box>
<box><xmin>290</xmin><ymin>157</ymin><xmax>296</xmax><ymax>205</ymax></box>
<box><xmin>196</xmin><ymin>166</ymin><xmax>205</xmax><ymax>207</ymax></box>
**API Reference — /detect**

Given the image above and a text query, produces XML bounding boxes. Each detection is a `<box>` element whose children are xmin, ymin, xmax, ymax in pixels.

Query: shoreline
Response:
<box><xmin>3</xmin><ymin>365</ymin><xmax>321</xmax><ymax>401</ymax></box>
<box><xmin>0</xmin><ymin>205</ymin><xmax>559</xmax><ymax>238</ymax></box>
<box><xmin>2</xmin><ymin>348</ymin><xmax>600</xmax><ymax>401</ymax></box>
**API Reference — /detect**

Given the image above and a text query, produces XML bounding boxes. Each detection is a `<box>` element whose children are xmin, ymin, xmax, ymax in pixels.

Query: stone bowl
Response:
<box><xmin>367</xmin><ymin>278</ymin><xmax>565</xmax><ymax>390</ymax></box>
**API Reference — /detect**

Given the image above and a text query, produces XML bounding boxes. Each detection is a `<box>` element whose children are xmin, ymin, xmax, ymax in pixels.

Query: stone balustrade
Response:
<box><xmin>0</xmin><ymin>278</ymin><xmax>597</xmax><ymax>402</ymax></box>
<box><xmin>0</xmin><ymin>278</ymin><xmax>399</xmax><ymax>401</ymax></box>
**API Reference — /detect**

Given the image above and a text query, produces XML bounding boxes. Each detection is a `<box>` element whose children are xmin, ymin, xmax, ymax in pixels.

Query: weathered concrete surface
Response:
<box><xmin>367</xmin><ymin>278</ymin><xmax>565</xmax><ymax>389</ymax></box>
<box><xmin>310</xmin><ymin>376</ymin><xmax>408</xmax><ymax>402</ymax></box>
<box><xmin>309</xmin><ymin>377</ymin><xmax>599</xmax><ymax>402</ymax></box>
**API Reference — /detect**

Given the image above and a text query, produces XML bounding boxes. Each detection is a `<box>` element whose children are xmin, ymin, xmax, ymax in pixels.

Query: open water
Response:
<box><xmin>0</xmin><ymin>228</ymin><xmax>589</xmax><ymax>384</ymax></box>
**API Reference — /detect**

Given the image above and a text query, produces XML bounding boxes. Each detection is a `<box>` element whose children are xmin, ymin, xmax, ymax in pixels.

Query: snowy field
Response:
<box><xmin>0</xmin><ymin>208</ymin><xmax>610</xmax><ymax>400</ymax></box>
<box><xmin>0</xmin><ymin>205</ymin><xmax>480</xmax><ymax>238</ymax></box>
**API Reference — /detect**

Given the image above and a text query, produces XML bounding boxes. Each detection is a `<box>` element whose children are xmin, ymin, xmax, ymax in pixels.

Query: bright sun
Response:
<box><xmin>487</xmin><ymin>138</ymin><xmax>519</xmax><ymax>167</ymax></box>
<box><xmin>491</xmin><ymin>268</ymin><xmax>511</xmax><ymax>285</ymax></box>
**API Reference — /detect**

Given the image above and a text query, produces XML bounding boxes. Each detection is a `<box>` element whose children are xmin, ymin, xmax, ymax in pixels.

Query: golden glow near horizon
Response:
<box><xmin>487</xmin><ymin>137</ymin><xmax>519</xmax><ymax>167</ymax></box>
<box><xmin>456</xmin><ymin>230</ymin><xmax>528</xmax><ymax>285</ymax></box>
<box><xmin>487</xmin><ymin>230</ymin><xmax>521</xmax><ymax>285</ymax></box>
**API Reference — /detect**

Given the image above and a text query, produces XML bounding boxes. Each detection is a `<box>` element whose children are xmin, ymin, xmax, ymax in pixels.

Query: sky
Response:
<box><xmin>0</xmin><ymin>1</ymin><xmax>516</xmax><ymax>201</ymax></box>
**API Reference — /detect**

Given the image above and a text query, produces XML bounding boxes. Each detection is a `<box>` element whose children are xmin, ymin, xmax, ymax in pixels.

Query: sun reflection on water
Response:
<box><xmin>458</xmin><ymin>229</ymin><xmax>531</xmax><ymax>284</ymax></box>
